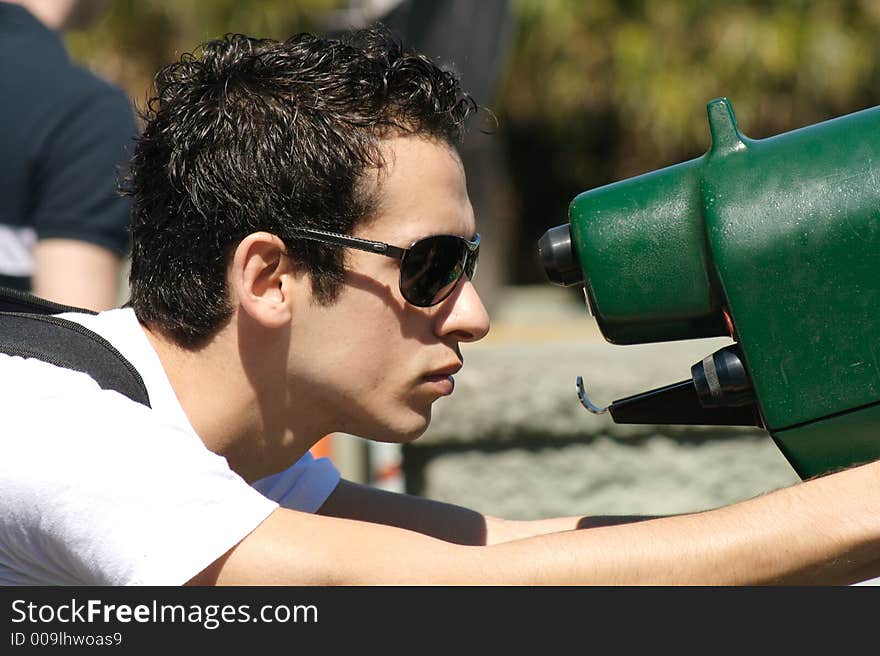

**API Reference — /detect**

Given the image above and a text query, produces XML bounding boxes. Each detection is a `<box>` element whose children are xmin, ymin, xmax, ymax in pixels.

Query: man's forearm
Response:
<box><xmin>486</xmin><ymin>514</ymin><xmax>657</xmax><ymax>545</ymax></box>
<box><xmin>220</xmin><ymin>459</ymin><xmax>880</xmax><ymax>585</ymax></box>
<box><xmin>490</xmin><ymin>461</ymin><xmax>880</xmax><ymax>585</ymax></box>
<box><xmin>319</xmin><ymin>479</ymin><xmax>652</xmax><ymax>545</ymax></box>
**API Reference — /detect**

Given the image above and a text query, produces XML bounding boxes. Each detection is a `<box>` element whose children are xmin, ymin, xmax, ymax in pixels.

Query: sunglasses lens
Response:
<box><xmin>465</xmin><ymin>244</ymin><xmax>478</xmax><ymax>281</ymax></box>
<box><xmin>400</xmin><ymin>236</ymin><xmax>472</xmax><ymax>306</ymax></box>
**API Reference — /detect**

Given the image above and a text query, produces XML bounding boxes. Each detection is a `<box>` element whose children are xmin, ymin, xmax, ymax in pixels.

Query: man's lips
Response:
<box><xmin>423</xmin><ymin>363</ymin><xmax>462</xmax><ymax>380</ymax></box>
<box><xmin>422</xmin><ymin>374</ymin><xmax>454</xmax><ymax>396</ymax></box>
<box><xmin>421</xmin><ymin>363</ymin><xmax>462</xmax><ymax>395</ymax></box>
<box><xmin>423</xmin><ymin>373</ymin><xmax>454</xmax><ymax>383</ymax></box>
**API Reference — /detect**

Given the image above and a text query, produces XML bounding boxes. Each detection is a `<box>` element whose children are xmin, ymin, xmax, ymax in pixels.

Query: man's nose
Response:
<box><xmin>436</xmin><ymin>278</ymin><xmax>490</xmax><ymax>342</ymax></box>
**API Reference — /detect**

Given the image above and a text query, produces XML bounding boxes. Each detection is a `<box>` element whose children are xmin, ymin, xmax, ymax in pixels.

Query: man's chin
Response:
<box><xmin>368</xmin><ymin>408</ymin><xmax>432</xmax><ymax>444</ymax></box>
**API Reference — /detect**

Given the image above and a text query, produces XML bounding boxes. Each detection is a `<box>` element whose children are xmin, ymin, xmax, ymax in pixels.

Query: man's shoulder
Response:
<box><xmin>0</xmin><ymin>350</ymin><xmax>147</xmax><ymax>414</ymax></box>
<box><xmin>1</xmin><ymin>308</ymin><xmax>150</xmax><ymax>413</ymax></box>
<box><xmin>0</xmin><ymin>351</ymin><xmax>276</xmax><ymax>586</ymax></box>
<box><xmin>1</xmin><ymin>34</ymin><xmax>133</xmax><ymax>134</ymax></box>
<box><xmin>0</xmin><ymin>345</ymin><xmax>203</xmax><ymax>476</ymax></box>
<box><xmin>34</xmin><ymin>61</ymin><xmax>133</xmax><ymax>128</ymax></box>
<box><xmin>62</xmin><ymin>61</ymin><xmax>132</xmax><ymax>110</ymax></box>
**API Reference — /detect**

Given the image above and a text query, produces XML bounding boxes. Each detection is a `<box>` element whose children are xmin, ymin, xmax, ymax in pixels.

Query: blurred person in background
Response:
<box><xmin>0</xmin><ymin>0</ymin><xmax>137</xmax><ymax>310</ymax></box>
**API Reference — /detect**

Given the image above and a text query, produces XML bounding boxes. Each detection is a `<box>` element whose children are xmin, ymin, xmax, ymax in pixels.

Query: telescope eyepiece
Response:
<box><xmin>538</xmin><ymin>224</ymin><xmax>584</xmax><ymax>287</ymax></box>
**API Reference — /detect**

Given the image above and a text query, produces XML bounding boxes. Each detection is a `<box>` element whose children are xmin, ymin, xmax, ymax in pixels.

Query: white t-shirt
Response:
<box><xmin>0</xmin><ymin>308</ymin><xmax>340</xmax><ymax>585</ymax></box>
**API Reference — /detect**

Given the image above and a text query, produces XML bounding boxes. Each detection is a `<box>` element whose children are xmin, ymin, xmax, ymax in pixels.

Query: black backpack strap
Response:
<box><xmin>0</xmin><ymin>287</ymin><xmax>151</xmax><ymax>408</ymax></box>
<box><xmin>0</xmin><ymin>285</ymin><xmax>97</xmax><ymax>315</ymax></box>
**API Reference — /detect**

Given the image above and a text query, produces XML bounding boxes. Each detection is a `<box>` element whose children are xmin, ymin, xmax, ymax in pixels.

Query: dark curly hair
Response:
<box><xmin>125</xmin><ymin>27</ymin><xmax>476</xmax><ymax>346</ymax></box>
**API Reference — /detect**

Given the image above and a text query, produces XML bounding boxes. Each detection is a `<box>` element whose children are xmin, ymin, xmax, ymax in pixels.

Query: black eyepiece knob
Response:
<box><xmin>691</xmin><ymin>344</ymin><xmax>755</xmax><ymax>408</ymax></box>
<box><xmin>538</xmin><ymin>224</ymin><xmax>584</xmax><ymax>287</ymax></box>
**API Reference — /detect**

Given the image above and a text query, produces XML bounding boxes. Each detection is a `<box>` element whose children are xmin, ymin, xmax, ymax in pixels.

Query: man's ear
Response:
<box><xmin>229</xmin><ymin>232</ymin><xmax>298</xmax><ymax>328</ymax></box>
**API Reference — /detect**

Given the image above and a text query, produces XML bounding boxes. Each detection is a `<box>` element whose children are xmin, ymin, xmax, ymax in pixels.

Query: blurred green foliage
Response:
<box><xmin>65</xmin><ymin>0</ymin><xmax>344</xmax><ymax>108</ymax></box>
<box><xmin>501</xmin><ymin>0</ymin><xmax>880</xmax><ymax>281</ymax></box>
<box><xmin>504</xmin><ymin>0</ymin><xmax>880</xmax><ymax>174</ymax></box>
<box><xmin>66</xmin><ymin>0</ymin><xmax>880</xmax><ymax>283</ymax></box>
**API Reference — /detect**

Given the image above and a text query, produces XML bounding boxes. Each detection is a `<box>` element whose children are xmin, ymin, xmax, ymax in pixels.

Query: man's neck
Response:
<box><xmin>140</xmin><ymin>321</ymin><xmax>315</xmax><ymax>483</ymax></box>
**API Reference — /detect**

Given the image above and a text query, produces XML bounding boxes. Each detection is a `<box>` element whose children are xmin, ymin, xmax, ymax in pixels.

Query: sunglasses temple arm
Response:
<box><xmin>290</xmin><ymin>229</ymin><xmax>406</xmax><ymax>260</ymax></box>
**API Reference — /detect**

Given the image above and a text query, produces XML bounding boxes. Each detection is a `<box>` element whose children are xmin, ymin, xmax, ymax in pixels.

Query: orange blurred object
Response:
<box><xmin>310</xmin><ymin>434</ymin><xmax>334</xmax><ymax>460</ymax></box>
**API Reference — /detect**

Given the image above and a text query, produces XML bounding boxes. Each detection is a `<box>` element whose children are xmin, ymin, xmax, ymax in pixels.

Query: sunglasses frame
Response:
<box><xmin>287</xmin><ymin>226</ymin><xmax>480</xmax><ymax>307</ymax></box>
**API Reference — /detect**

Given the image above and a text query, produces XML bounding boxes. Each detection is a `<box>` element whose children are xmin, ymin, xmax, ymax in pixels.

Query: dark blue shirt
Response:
<box><xmin>0</xmin><ymin>3</ymin><xmax>137</xmax><ymax>290</ymax></box>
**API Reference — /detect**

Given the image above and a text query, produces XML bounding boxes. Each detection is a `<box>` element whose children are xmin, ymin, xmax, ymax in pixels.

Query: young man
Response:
<box><xmin>1</xmin><ymin>28</ymin><xmax>879</xmax><ymax>586</ymax></box>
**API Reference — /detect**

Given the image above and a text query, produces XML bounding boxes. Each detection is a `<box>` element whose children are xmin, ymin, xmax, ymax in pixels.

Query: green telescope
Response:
<box><xmin>539</xmin><ymin>97</ymin><xmax>880</xmax><ymax>479</ymax></box>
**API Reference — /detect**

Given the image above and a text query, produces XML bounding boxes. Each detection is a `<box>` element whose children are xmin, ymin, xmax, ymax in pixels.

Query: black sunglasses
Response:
<box><xmin>288</xmin><ymin>227</ymin><xmax>479</xmax><ymax>307</ymax></box>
